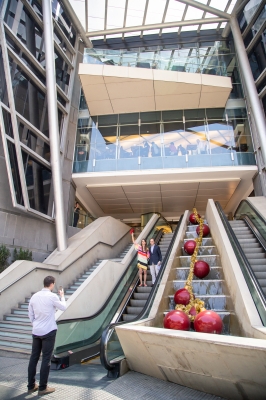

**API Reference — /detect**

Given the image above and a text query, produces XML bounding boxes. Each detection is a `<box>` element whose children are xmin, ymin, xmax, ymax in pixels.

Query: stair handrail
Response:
<box><xmin>239</xmin><ymin>215</ymin><xmax>266</xmax><ymax>252</ymax></box>
<box><xmin>215</xmin><ymin>201</ymin><xmax>266</xmax><ymax>325</ymax></box>
<box><xmin>100</xmin><ymin>215</ymin><xmax>183</xmax><ymax>371</ymax></box>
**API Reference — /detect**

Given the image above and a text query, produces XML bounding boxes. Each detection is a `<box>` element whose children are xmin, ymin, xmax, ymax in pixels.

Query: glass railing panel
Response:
<box><xmin>211</xmin><ymin>153</ymin><xmax>234</xmax><ymax>167</ymax></box>
<box><xmin>236</xmin><ymin>152</ymin><xmax>256</xmax><ymax>165</ymax></box>
<box><xmin>54</xmin><ymin>215</ymin><xmax>164</xmax><ymax>354</ymax></box>
<box><xmin>94</xmin><ymin>159</ymin><xmax>117</xmax><ymax>172</ymax></box>
<box><xmin>83</xmin><ymin>48</ymin><xmax>236</xmax><ymax>77</ymax></box>
<box><xmin>235</xmin><ymin>200</ymin><xmax>266</xmax><ymax>242</ymax></box>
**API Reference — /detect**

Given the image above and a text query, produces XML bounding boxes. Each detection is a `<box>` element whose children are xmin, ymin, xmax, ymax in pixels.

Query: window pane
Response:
<box><xmin>18</xmin><ymin>122</ymin><xmax>50</xmax><ymax>161</ymax></box>
<box><xmin>22</xmin><ymin>151</ymin><xmax>53</xmax><ymax>216</ymax></box>
<box><xmin>2</xmin><ymin>108</ymin><xmax>13</xmax><ymax>138</ymax></box>
<box><xmin>7</xmin><ymin>140</ymin><xmax>24</xmax><ymax>205</ymax></box>
<box><xmin>0</xmin><ymin>49</ymin><xmax>9</xmax><ymax>106</ymax></box>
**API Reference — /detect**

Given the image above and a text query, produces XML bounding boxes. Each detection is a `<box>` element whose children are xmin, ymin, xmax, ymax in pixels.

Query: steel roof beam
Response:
<box><xmin>122</xmin><ymin>0</ymin><xmax>129</xmax><ymax>40</ymax></box>
<box><xmin>178</xmin><ymin>4</ymin><xmax>188</xmax><ymax>35</ymax></box>
<box><xmin>141</xmin><ymin>0</ymin><xmax>150</xmax><ymax>38</ymax></box>
<box><xmin>159</xmin><ymin>0</ymin><xmax>170</xmax><ymax>36</ymax></box>
<box><xmin>175</xmin><ymin>0</ymin><xmax>230</xmax><ymax>19</ymax></box>
<box><xmin>85</xmin><ymin>17</ymin><xmax>228</xmax><ymax>37</ymax></box>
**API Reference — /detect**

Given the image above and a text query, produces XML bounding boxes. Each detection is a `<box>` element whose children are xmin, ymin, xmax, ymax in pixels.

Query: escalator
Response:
<box><xmin>52</xmin><ymin>213</ymin><xmax>176</xmax><ymax>369</ymax></box>
<box><xmin>215</xmin><ymin>200</ymin><xmax>266</xmax><ymax>325</ymax></box>
<box><xmin>100</xmin><ymin>218</ymin><xmax>183</xmax><ymax>377</ymax></box>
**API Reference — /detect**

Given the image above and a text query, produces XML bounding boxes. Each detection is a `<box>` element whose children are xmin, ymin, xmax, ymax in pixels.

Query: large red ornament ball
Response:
<box><xmin>164</xmin><ymin>310</ymin><xmax>190</xmax><ymax>331</ymax></box>
<box><xmin>194</xmin><ymin>260</ymin><xmax>210</xmax><ymax>279</ymax></box>
<box><xmin>184</xmin><ymin>240</ymin><xmax>196</xmax><ymax>255</ymax></box>
<box><xmin>196</xmin><ymin>224</ymin><xmax>210</xmax><ymax>237</ymax></box>
<box><xmin>194</xmin><ymin>310</ymin><xmax>223</xmax><ymax>334</ymax></box>
<box><xmin>174</xmin><ymin>288</ymin><xmax>190</xmax><ymax>306</ymax></box>
<box><xmin>189</xmin><ymin>213</ymin><xmax>201</xmax><ymax>225</ymax></box>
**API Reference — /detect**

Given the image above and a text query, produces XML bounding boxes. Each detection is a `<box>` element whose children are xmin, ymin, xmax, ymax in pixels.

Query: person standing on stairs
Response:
<box><xmin>27</xmin><ymin>276</ymin><xmax>67</xmax><ymax>396</ymax></box>
<box><xmin>148</xmin><ymin>238</ymin><xmax>162</xmax><ymax>285</ymax></box>
<box><xmin>131</xmin><ymin>231</ymin><xmax>150</xmax><ymax>287</ymax></box>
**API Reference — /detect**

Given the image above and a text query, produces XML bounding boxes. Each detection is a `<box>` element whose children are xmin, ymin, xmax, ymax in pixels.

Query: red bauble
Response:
<box><xmin>164</xmin><ymin>310</ymin><xmax>190</xmax><ymax>331</ymax></box>
<box><xmin>196</xmin><ymin>224</ymin><xmax>210</xmax><ymax>237</ymax></box>
<box><xmin>194</xmin><ymin>310</ymin><xmax>223</xmax><ymax>334</ymax></box>
<box><xmin>174</xmin><ymin>288</ymin><xmax>190</xmax><ymax>306</ymax></box>
<box><xmin>194</xmin><ymin>260</ymin><xmax>210</xmax><ymax>279</ymax></box>
<box><xmin>184</xmin><ymin>240</ymin><xmax>196</xmax><ymax>255</ymax></box>
<box><xmin>189</xmin><ymin>213</ymin><xmax>201</xmax><ymax>225</ymax></box>
<box><xmin>129</xmin><ymin>228</ymin><xmax>135</xmax><ymax>234</ymax></box>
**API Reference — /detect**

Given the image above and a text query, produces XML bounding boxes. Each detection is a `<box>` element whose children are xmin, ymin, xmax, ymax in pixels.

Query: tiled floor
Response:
<box><xmin>0</xmin><ymin>354</ymin><xmax>225</xmax><ymax>399</ymax></box>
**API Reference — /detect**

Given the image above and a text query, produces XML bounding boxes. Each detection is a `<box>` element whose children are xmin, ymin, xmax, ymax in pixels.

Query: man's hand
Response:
<box><xmin>58</xmin><ymin>288</ymin><xmax>64</xmax><ymax>298</ymax></box>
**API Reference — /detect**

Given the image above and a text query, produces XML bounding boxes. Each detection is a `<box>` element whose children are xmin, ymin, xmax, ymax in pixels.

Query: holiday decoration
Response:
<box><xmin>184</xmin><ymin>240</ymin><xmax>196</xmax><ymax>255</ymax></box>
<box><xmin>174</xmin><ymin>288</ymin><xmax>190</xmax><ymax>306</ymax></box>
<box><xmin>164</xmin><ymin>310</ymin><xmax>190</xmax><ymax>331</ymax></box>
<box><xmin>194</xmin><ymin>310</ymin><xmax>223</xmax><ymax>334</ymax></box>
<box><xmin>189</xmin><ymin>212</ymin><xmax>201</xmax><ymax>225</ymax></box>
<box><xmin>194</xmin><ymin>260</ymin><xmax>210</xmax><ymax>279</ymax></box>
<box><xmin>196</xmin><ymin>224</ymin><xmax>210</xmax><ymax>237</ymax></box>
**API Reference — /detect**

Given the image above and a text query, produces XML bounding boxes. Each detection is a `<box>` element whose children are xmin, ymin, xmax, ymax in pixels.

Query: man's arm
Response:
<box><xmin>28</xmin><ymin>302</ymin><xmax>35</xmax><ymax>324</ymax></box>
<box><xmin>158</xmin><ymin>246</ymin><xmax>162</xmax><ymax>262</ymax></box>
<box><xmin>52</xmin><ymin>294</ymin><xmax>67</xmax><ymax>311</ymax></box>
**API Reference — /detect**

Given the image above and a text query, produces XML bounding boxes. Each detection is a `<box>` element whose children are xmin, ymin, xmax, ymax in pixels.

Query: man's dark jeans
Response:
<box><xmin>28</xmin><ymin>330</ymin><xmax>56</xmax><ymax>391</ymax></box>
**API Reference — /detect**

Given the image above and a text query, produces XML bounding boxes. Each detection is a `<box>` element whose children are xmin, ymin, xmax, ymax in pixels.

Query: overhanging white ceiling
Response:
<box><xmin>69</xmin><ymin>0</ymin><xmax>238</xmax><ymax>39</ymax></box>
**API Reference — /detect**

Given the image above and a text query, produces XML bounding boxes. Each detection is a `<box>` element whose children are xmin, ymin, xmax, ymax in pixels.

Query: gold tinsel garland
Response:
<box><xmin>175</xmin><ymin>208</ymin><xmax>206</xmax><ymax>321</ymax></box>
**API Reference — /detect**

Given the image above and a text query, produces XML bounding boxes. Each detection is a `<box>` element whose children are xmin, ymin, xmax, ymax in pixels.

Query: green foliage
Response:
<box><xmin>13</xmin><ymin>248</ymin><xmax>32</xmax><ymax>262</ymax></box>
<box><xmin>0</xmin><ymin>244</ymin><xmax>11</xmax><ymax>273</ymax></box>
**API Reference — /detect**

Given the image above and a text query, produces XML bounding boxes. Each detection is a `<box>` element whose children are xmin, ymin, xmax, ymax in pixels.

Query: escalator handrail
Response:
<box><xmin>215</xmin><ymin>201</ymin><xmax>266</xmax><ymax>324</ymax></box>
<box><xmin>239</xmin><ymin>214</ymin><xmax>266</xmax><ymax>252</ymax></box>
<box><xmin>234</xmin><ymin>199</ymin><xmax>266</xmax><ymax>228</ymax></box>
<box><xmin>56</xmin><ymin>213</ymin><xmax>163</xmax><ymax>325</ymax></box>
<box><xmin>100</xmin><ymin>215</ymin><xmax>184</xmax><ymax>371</ymax></box>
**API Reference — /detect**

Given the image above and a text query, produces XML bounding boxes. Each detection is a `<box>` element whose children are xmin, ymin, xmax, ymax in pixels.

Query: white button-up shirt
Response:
<box><xmin>28</xmin><ymin>288</ymin><xmax>67</xmax><ymax>336</ymax></box>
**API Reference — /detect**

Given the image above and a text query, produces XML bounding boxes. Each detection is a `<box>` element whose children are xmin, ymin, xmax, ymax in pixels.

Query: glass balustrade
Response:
<box><xmin>83</xmin><ymin>47</ymin><xmax>236</xmax><ymax>77</ymax></box>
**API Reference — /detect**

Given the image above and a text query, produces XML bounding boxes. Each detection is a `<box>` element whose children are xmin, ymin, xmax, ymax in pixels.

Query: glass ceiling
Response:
<box><xmin>69</xmin><ymin>0</ymin><xmax>237</xmax><ymax>40</ymax></box>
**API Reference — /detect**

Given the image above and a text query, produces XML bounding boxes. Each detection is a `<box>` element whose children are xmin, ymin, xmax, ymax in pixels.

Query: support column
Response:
<box><xmin>230</xmin><ymin>16</ymin><xmax>266</xmax><ymax>168</ymax></box>
<box><xmin>42</xmin><ymin>1</ymin><xmax>67</xmax><ymax>251</ymax></box>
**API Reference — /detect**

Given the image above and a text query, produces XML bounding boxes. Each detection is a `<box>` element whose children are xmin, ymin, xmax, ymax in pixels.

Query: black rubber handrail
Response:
<box><xmin>100</xmin><ymin>215</ymin><xmax>183</xmax><ymax>371</ymax></box>
<box><xmin>215</xmin><ymin>201</ymin><xmax>266</xmax><ymax>325</ymax></box>
<box><xmin>56</xmin><ymin>214</ymin><xmax>163</xmax><ymax>325</ymax></box>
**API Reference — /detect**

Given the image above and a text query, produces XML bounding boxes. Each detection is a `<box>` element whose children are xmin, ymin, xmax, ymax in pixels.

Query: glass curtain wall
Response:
<box><xmin>1</xmin><ymin>0</ymin><xmax>77</xmax><ymax>218</ymax></box>
<box><xmin>73</xmin><ymin>107</ymin><xmax>255</xmax><ymax>173</ymax></box>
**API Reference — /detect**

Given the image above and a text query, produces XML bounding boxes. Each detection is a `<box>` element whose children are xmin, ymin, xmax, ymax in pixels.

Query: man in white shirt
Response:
<box><xmin>27</xmin><ymin>276</ymin><xmax>67</xmax><ymax>396</ymax></box>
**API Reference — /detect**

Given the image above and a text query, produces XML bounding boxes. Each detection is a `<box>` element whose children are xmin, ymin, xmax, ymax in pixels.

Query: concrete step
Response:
<box><xmin>175</xmin><ymin>267</ymin><xmax>223</xmax><ymax>280</ymax></box>
<box><xmin>184</xmin><ymin>237</ymin><xmax>213</xmax><ymax>246</ymax></box>
<box><xmin>0</xmin><ymin>327</ymin><xmax>32</xmax><ymax>340</ymax></box>
<box><xmin>19</xmin><ymin>303</ymin><xmax>30</xmax><ymax>309</ymax></box>
<box><xmin>173</xmin><ymin>280</ymin><xmax>224</xmax><ymax>296</ymax></box>
<box><xmin>4</xmin><ymin>314</ymin><xmax>31</xmax><ymax>323</ymax></box>
<box><xmin>169</xmin><ymin>294</ymin><xmax>229</xmax><ymax>311</ymax></box>
<box><xmin>11</xmin><ymin>308</ymin><xmax>28</xmax><ymax>315</ymax></box>
<box><xmin>182</xmin><ymin>246</ymin><xmax>217</xmax><ymax>257</ymax></box>
<box><xmin>179</xmin><ymin>255</ymin><xmax>219</xmax><ymax>268</ymax></box>
<box><xmin>0</xmin><ymin>320</ymin><xmax>32</xmax><ymax>331</ymax></box>
<box><xmin>0</xmin><ymin>335</ymin><xmax>32</xmax><ymax>350</ymax></box>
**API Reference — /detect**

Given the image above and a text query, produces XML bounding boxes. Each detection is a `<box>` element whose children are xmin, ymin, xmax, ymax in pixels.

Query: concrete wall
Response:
<box><xmin>246</xmin><ymin>196</ymin><xmax>266</xmax><ymax>220</ymax></box>
<box><xmin>0</xmin><ymin>216</ymin><xmax>131</xmax><ymax>320</ymax></box>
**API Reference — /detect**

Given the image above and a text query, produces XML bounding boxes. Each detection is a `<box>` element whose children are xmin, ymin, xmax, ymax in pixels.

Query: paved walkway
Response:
<box><xmin>0</xmin><ymin>353</ymin><xmax>225</xmax><ymax>399</ymax></box>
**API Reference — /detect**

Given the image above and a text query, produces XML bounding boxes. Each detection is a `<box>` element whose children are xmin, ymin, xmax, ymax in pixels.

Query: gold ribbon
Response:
<box><xmin>175</xmin><ymin>208</ymin><xmax>206</xmax><ymax>321</ymax></box>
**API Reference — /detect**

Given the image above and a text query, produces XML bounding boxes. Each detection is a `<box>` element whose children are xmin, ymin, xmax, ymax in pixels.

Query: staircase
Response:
<box><xmin>0</xmin><ymin>242</ymin><xmax>132</xmax><ymax>354</ymax></box>
<box><xmin>165</xmin><ymin>222</ymin><xmax>238</xmax><ymax>335</ymax></box>
<box><xmin>229</xmin><ymin>219</ymin><xmax>266</xmax><ymax>296</ymax></box>
<box><xmin>122</xmin><ymin>232</ymin><xmax>174</xmax><ymax>322</ymax></box>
